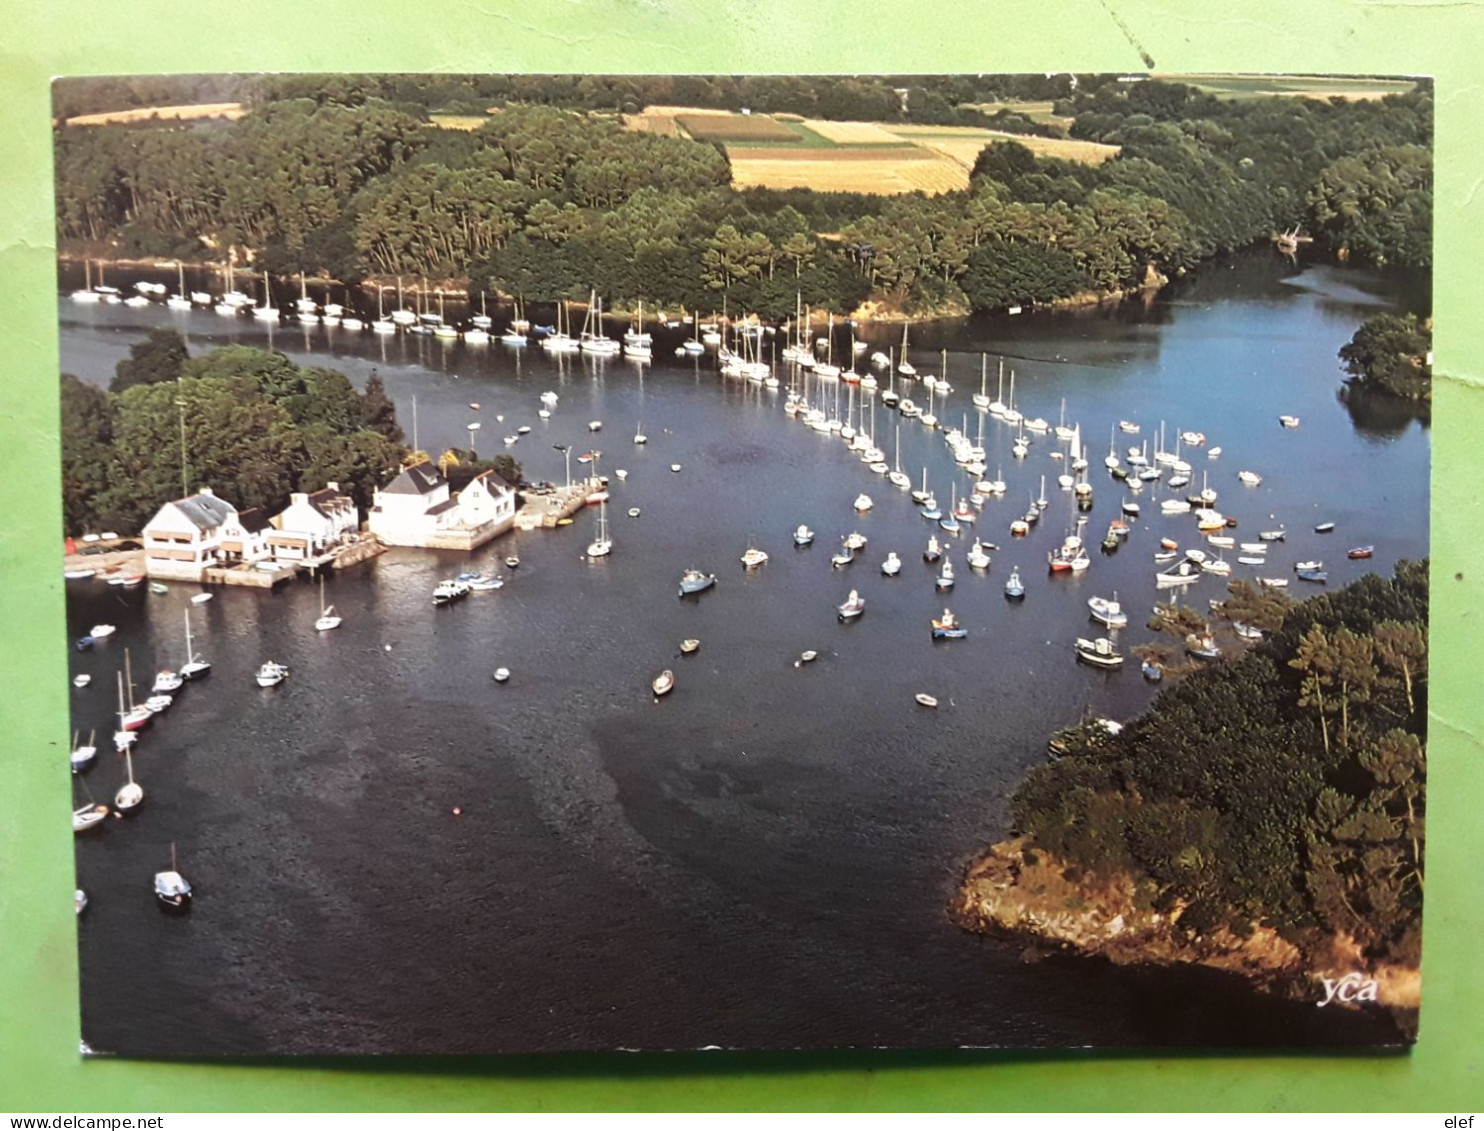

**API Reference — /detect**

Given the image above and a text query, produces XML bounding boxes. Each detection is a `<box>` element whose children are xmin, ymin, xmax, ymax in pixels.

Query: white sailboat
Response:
<box><xmin>586</xmin><ymin>501</ymin><xmax>613</xmax><ymax>557</ymax></box>
<box><xmin>166</xmin><ymin>261</ymin><xmax>193</xmax><ymax>310</ymax></box>
<box><xmin>314</xmin><ymin>575</ymin><xmax>342</xmax><ymax>631</ymax></box>
<box><xmin>580</xmin><ymin>291</ymin><xmax>620</xmax><ymax>355</ymax></box>
<box><xmin>180</xmin><ymin>609</ymin><xmax>210</xmax><ymax>680</ymax></box>
<box><xmin>252</xmin><ymin>270</ymin><xmax>279</xmax><ymax>321</ymax></box>
<box><xmin>115</xmin><ymin>748</ymin><xmax>143</xmax><ymax>814</ymax></box>
<box><xmin>973</xmin><ymin>354</ymin><xmax>991</xmax><ymax>410</ymax></box>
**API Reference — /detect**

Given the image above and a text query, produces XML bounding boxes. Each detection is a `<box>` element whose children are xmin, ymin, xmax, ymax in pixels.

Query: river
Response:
<box><xmin>59</xmin><ymin>249</ymin><xmax>1429</xmax><ymax>1053</ymax></box>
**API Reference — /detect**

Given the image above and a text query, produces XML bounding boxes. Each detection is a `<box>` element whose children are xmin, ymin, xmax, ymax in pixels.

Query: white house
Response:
<box><xmin>217</xmin><ymin>506</ymin><xmax>272</xmax><ymax>565</ymax></box>
<box><xmin>141</xmin><ymin>486</ymin><xmax>238</xmax><ymax>580</ymax></box>
<box><xmin>269</xmin><ymin>482</ymin><xmax>359</xmax><ymax>560</ymax></box>
<box><xmin>456</xmin><ymin>470</ymin><xmax>517</xmax><ymax>535</ymax></box>
<box><xmin>367</xmin><ymin>461</ymin><xmax>514</xmax><ymax>550</ymax></box>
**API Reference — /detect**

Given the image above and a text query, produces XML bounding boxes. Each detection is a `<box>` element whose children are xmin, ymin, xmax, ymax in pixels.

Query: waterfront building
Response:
<box><xmin>269</xmin><ymin>483</ymin><xmax>359</xmax><ymax>560</ymax></box>
<box><xmin>217</xmin><ymin>507</ymin><xmax>273</xmax><ymax>565</ymax></box>
<box><xmin>141</xmin><ymin>486</ymin><xmax>239</xmax><ymax>580</ymax></box>
<box><xmin>367</xmin><ymin>461</ymin><xmax>514</xmax><ymax>550</ymax></box>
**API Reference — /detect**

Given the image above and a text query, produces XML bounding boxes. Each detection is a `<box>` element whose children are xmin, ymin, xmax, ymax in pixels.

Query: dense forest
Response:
<box><xmin>1340</xmin><ymin>313</ymin><xmax>1433</xmax><ymax>401</ymax></box>
<box><xmin>61</xmin><ymin>332</ymin><xmax>517</xmax><ymax>533</ymax></box>
<box><xmin>54</xmin><ymin>74</ymin><xmax>1432</xmax><ymax>318</ymax></box>
<box><xmin>1007</xmin><ymin>561</ymin><xmax>1427</xmax><ymax>972</ymax></box>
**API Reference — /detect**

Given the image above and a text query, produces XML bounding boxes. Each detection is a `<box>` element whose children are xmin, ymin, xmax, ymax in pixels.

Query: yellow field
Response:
<box><xmin>729</xmin><ymin>152</ymin><xmax>968</xmax><ymax>196</ymax></box>
<box><xmin>428</xmin><ymin>115</ymin><xmax>489</xmax><ymax>131</ymax></box>
<box><xmin>65</xmin><ymin>102</ymin><xmax>247</xmax><ymax>127</ymax></box>
<box><xmin>801</xmin><ymin>119</ymin><xmax>903</xmax><ymax>144</ymax></box>
<box><xmin>889</xmin><ymin>126</ymin><xmax>1120</xmax><ymax>167</ymax></box>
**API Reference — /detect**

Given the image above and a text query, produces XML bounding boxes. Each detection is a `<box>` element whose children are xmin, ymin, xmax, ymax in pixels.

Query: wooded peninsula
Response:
<box><xmin>952</xmin><ymin>562</ymin><xmax>1427</xmax><ymax>1028</ymax></box>
<box><xmin>55</xmin><ymin>73</ymin><xmax>1432</xmax><ymax>319</ymax></box>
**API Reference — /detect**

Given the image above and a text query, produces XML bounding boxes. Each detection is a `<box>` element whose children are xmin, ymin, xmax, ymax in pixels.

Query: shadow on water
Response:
<box><xmin>1338</xmin><ymin>383</ymin><xmax>1431</xmax><ymax>440</ymax></box>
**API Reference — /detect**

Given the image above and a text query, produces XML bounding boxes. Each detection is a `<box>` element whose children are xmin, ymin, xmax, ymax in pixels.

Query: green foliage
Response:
<box><xmin>61</xmin><ymin>344</ymin><xmax>408</xmax><ymax>532</ymax></box>
<box><xmin>110</xmin><ymin>328</ymin><xmax>189</xmax><ymax>393</ymax></box>
<box><xmin>54</xmin><ymin>77</ymin><xmax>1431</xmax><ymax>317</ymax></box>
<box><xmin>1013</xmin><ymin>565</ymin><xmax>1427</xmax><ymax>960</ymax></box>
<box><xmin>1339</xmin><ymin>313</ymin><xmax>1432</xmax><ymax>401</ymax></box>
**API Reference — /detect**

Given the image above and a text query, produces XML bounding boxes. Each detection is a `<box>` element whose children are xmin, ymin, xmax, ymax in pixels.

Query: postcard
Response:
<box><xmin>55</xmin><ymin>72</ymin><xmax>1430</xmax><ymax>1055</ymax></box>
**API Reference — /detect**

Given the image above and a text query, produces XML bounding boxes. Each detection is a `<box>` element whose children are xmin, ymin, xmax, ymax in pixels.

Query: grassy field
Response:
<box><xmin>65</xmin><ymin>102</ymin><xmax>247</xmax><ymax>127</ymax></box>
<box><xmin>1162</xmin><ymin>73</ymin><xmax>1418</xmax><ymax>101</ymax></box>
<box><xmin>889</xmin><ymin>125</ymin><xmax>1120</xmax><ymax>167</ymax></box>
<box><xmin>728</xmin><ymin>153</ymin><xmax>969</xmax><ymax>195</ymax></box>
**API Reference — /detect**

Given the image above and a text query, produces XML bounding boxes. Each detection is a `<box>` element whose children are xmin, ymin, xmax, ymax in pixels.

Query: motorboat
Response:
<box><xmin>1295</xmin><ymin>560</ymin><xmax>1324</xmax><ymax>572</ymax></box>
<box><xmin>1003</xmin><ymin>568</ymin><xmax>1026</xmax><ymax>601</ymax></box>
<box><xmin>793</xmin><ymin>525</ymin><xmax>815</xmax><ymax>546</ymax></box>
<box><xmin>154</xmin><ymin>846</ymin><xmax>192</xmax><ymax>910</ymax></box>
<box><xmin>1297</xmin><ymin>569</ymin><xmax>1330</xmax><ymax>583</ymax></box>
<box><xmin>255</xmin><ymin>661</ymin><xmax>290</xmax><ymax>687</ymax></box>
<box><xmin>680</xmin><ymin>639</ymin><xmax>700</xmax><ymax>655</ymax></box>
<box><xmin>1141</xmin><ymin>660</ymin><xmax>1164</xmax><ymax>682</ymax></box>
<box><xmin>936</xmin><ymin>557</ymin><xmax>956</xmax><ymax>590</ymax></box>
<box><xmin>652</xmin><ymin>669</ymin><xmax>676</xmax><ymax>697</ymax></box>
<box><xmin>740</xmin><ymin>545</ymin><xmax>769</xmax><ymax>569</ymax></box>
<box><xmin>1075</xmin><ymin>637</ymin><xmax>1125</xmax><ymax>669</ymax></box>
<box><xmin>678</xmin><ymin>570</ymin><xmax>716</xmax><ymax>597</ymax></box>
<box><xmin>1348</xmin><ymin>546</ymin><xmax>1375</xmax><ymax>559</ymax></box>
<box><xmin>432</xmin><ymin>579</ymin><xmax>471</xmax><ymax>605</ymax></box>
<box><xmin>1237</xmin><ymin>470</ymin><xmax>1263</xmax><ymax>486</ymax></box>
<box><xmin>73</xmin><ymin>674</ymin><xmax>91</xmax><ymax>688</ymax></box>
<box><xmin>89</xmin><ymin>624</ymin><xmax>116</xmax><ymax>640</ymax></box>
<box><xmin>493</xmin><ymin>668</ymin><xmax>511</xmax><ymax>683</ymax></box>
<box><xmin>843</xmin><ymin>532</ymin><xmax>868</xmax><ymax>551</ymax></box>
<box><xmin>931</xmin><ymin>608</ymin><xmax>967</xmax><ymax>640</ymax></box>
<box><xmin>967</xmin><ymin>541</ymin><xmax>991</xmax><ymax>570</ymax></box>
<box><xmin>1185</xmin><ymin>634</ymin><xmax>1222</xmax><ymax>660</ymax></box>
<box><xmin>1314</xmin><ymin>522</ymin><xmax>1336</xmax><ymax>533</ymax></box>
<box><xmin>73</xmin><ymin>803</ymin><xmax>109</xmax><ymax>833</ymax></box>
<box><xmin>1157</xmin><ymin>560</ymin><xmax>1202</xmax><ymax>588</ymax></box>
<box><xmin>881</xmin><ymin>552</ymin><xmax>902</xmax><ymax>576</ymax></box>
<box><xmin>923</xmin><ymin>535</ymin><xmax>942</xmax><ymax>563</ymax></box>
<box><xmin>837</xmin><ymin>590</ymin><xmax>866</xmax><ymax>620</ymax></box>
<box><xmin>1279</xmin><ymin>415</ymin><xmax>1301</xmax><ymax>428</ymax></box>
<box><xmin>1119</xmin><ymin>420</ymin><xmax>1140</xmax><ymax>434</ymax></box>
<box><xmin>1088</xmin><ymin>594</ymin><xmax>1128</xmax><ymax>629</ymax></box>
<box><xmin>854</xmin><ymin>494</ymin><xmax>873</xmax><ymax>512</ymax></box>
<box><xmin>1259</xmin><ymin>529</ymin><xmax>1287</xmax><ymax>542</ymax></box>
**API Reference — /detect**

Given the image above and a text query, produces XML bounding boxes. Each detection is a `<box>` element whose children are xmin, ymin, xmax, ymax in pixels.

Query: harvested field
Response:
<box><xmin>676</xmin><ymin>113</ymin><xmax>799</xmax><ymax>143</ymax></box>
<box><xmin>802</xmin><ymin>119</ymin><xmax>904</xmax><ymax>145</ymax></box>
<box><xmin>729</xmin><ymin>152</ymin><xmax>968</xmax><ymax>196</ymax></box>
<box><xmin>622</xmin><ymin>111</ymin><xmax>682</xmax><ymax>137</ymax></box>
<box><xmin>65</xmin><ymin>102</ymin><xmax>246</xmax><ymax>127</ymax></box>
<box><xmin>897</xmin><ymin>128</ymin><xmax>1120</xmax><ymax>167</ymax></box>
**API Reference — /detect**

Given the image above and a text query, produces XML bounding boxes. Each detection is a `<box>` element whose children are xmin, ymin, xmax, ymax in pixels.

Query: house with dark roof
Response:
<box><xmin>269</xmin><ymin>482</ymin><xmax>359</xmax><ymax>560</ymax></box>
<box><xmin>218</xmin><ymin>506</ymin><xmax>273</xmax><ymax>564</ymax></box>
<box><xmin>367</xmin><ymin>461</ymin><xmax>515</xmax><ymax>549</ymax></box>
<box><xmin>141</xmin><ymin>486</ymin><xmax>240</xmax><ymax>580</ymax></box>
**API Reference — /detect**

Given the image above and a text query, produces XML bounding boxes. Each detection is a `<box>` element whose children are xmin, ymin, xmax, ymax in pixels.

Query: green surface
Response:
<box><xmin>1</xmin><ymin>0</ymin><xmax>1479</xmax><ymax>1112</ymax></box>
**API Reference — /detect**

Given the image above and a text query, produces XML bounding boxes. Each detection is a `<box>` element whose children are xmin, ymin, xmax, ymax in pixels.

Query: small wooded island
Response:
<box><xmin>951</xmin><ymin>562</ymin><xmax>1427</xmax><ymax>1031</ymax></box>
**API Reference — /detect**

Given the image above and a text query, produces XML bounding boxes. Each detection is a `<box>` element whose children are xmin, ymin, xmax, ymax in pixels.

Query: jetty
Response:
<box><xmin>515</xmin><ymin>482</ymin><xmax>593</xmax><ymax>530</ymax></box>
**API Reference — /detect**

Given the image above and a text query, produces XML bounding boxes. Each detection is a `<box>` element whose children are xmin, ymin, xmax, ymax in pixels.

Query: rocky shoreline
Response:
<box><xmin>950</xmin><ymin>836</ymin><xmax>1420</xmax><ymax>1031</ymax></box>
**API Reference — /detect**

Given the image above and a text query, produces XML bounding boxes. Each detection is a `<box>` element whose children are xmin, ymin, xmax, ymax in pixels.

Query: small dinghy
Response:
<box><xmin>492</xmin><ymin>668</ymin><xmax>511</xmax><ymax>683</ymax></box>
<box><xmin>680</xmin><ymin>639</ymin><xmax>700</xmax><ymax>655</ymax></box>
<box><xmin>797</xmin><ymin>650</ymin><xmax>819</xmax><ymax>666</ymax></box>
<box><xmin>914</xmin><ymin>693</ymin><xmax>939</xmax><ymax>709</ymax></box>
<box><xmin>1141</xmin><ymin>660</ymin><xmax>1164</xmax><ymax>682</ymax></box>
<box><xmin>652</xmin><ymin>670</ymin><xmax>675</xmax><ymax>697</ymax></box>
<box><xmin>73</xmin><ymin>674</ymin><xmax>91</xmax><ymax>688</ymax></box>
<box><xmin>1314</xmin><ymin>522</ymin><xmax>1336</xmax><ymax>533</ymax></box>
<box><xmin>837</xmin><ymin>589</ymin><xmax>866</xmax><ymax>620</ymax></box>
<box><xmin>1348</xmin><ymin>546</ymin><xmax>1375</xmax><ymax>559</ymax></box>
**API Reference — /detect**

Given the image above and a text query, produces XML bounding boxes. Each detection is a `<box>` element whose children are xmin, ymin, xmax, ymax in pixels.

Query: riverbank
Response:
<box><xmin>949</xmin><ymin>836</ymin><xmax>1420</xmax><ymax>1032</ymax></box>
<box><xmin>59</xmin><ymin>251</ymin><xmax>1174</xmax><ymax>325</ymax></box>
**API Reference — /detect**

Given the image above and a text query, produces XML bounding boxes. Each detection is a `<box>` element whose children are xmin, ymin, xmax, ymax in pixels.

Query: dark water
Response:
<box><xmin>60</xmin><ymin>251</ymin><xmax>1428</xmax><ymax>1054</ymax></box>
